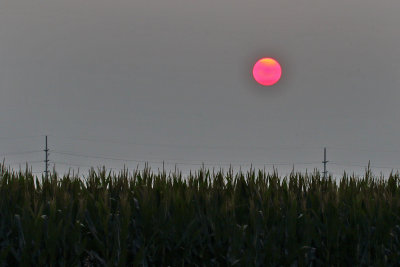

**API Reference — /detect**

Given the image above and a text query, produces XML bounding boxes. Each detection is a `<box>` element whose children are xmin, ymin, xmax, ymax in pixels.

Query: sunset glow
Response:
<box><xmin>252</xmin><ymin>58</ymin><xmax>282</xmax><ymax>86</ymax></box>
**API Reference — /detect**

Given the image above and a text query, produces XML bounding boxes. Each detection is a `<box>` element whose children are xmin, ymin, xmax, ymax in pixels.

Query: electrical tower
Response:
<box><xmin>322</xmin><ymin>147</ymin><xmax>328</xmax><ymax>179</ymax></box>
<box><xmin>44</xmin><ymin>135</ymin><xmax>49</xmax><ymax>179</ymax></box>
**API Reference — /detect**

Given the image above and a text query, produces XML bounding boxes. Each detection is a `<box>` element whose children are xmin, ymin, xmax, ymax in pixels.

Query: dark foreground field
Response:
<box><xmin>1</xmin><ymin>164</ymin><xmax>400</xmax><ymax>266</ymax></box>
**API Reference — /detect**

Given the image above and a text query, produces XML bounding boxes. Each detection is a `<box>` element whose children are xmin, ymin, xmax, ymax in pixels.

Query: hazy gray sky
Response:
<box><xmin>1</xmin><ymin>0</ymin><xmax>400</xmax><ymax>177</ymax></box>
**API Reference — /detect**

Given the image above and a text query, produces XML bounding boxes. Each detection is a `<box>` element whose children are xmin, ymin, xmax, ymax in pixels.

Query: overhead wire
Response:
<box><xmin>49</xmin><ymin>161</ymin><xmax>98</xmax><ymax>169</ymax></box>
<box><xmin>47</xmin><ymin>134</ymin><xmax>322</xmax><ymax>152</ymax></box>
<box><xmin>0</xmin><ymin>150</ymin><xmax>43</xmax><ymax>157</ymax></box>
<box><xmin>330</xmin><ymin>161</ymin><xmax>400</xmax><ymax>170</ymax></box>
<box><xmin>3</xmin><ymin>134</ymin><xmax>400</xmax><ymax>174</ymax></box>
<box><xmin>326</xmin><ymin>146</ymin><xmax>400</xmax><ymax>154</ymax></box>
<box><xmin>50</xmin><ymin>150</ymin><xmax>322</xmax><ymax>168</ymax></box>
<box><xmin>5</xmin><ymin>160</ymin><xmax>44</xmax><ymax>165</ymax></box>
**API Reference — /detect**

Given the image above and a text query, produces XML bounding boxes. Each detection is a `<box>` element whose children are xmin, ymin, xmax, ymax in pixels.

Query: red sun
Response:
<box><xmin>252</xmin><ymin>58</ymin><xmax>282</xmax><ymax>86</ymax></box>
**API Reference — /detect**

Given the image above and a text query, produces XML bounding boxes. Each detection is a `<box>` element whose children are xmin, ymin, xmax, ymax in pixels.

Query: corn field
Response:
<box><xmin>1</xmin><ymin>163</ymin><xmax>400</xmax><ymax>266</ymax></box>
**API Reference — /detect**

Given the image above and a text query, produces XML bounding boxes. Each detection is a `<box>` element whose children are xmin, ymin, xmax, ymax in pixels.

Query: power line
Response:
<box><xmin>35</xmin><ymin>134</ymin><xmax>400</xmax><ymax>155</ymax></box>
<box><xmin>330</xmin><ymin>162</ymin><xmax>400</xmax><ymax>170</ymax></box>
<box><xmin>51</xmin><ymin>150</ymin><xmax>321</xmax><ymax>167</ymax></box>
<box><xmin>49</xmin><ymin>161</ymin><xmax>116</xmax><ymax>172</ymax></box>
<box><xmin>327</xmin><ymin>146</ymin><xmax>400</xmax><ymax>154</ymax></box>
<box><xmin>330</xmin><ymin>162</ymin><xmax>366</xmax><ymax>167</ymax></box>
<box><xmin>47</xmin><ymin>134</ymin><xmax>322</xmax><ymax>152</ymax></box>
<box><xmin>5</xmin><ymin>160</ymin><xmax>44</xmax><ymax>165</ymax></box>
<box><xmin>50</xmin><ymin>161</ymin><xmax>98</xmax><ymax>169</ymax></box>
<box><xmin>52</xmin><ymin>147</ymin><xmax>319</xmax><ymax>166</ymax></box>
<box><xmin>4</xmin><ymin>135</ymin><xmax>400</xmax><ymax>174</ymax></box>
<box><xmin>0</xmin><ymin>150</ymin><xmax>42</xmax><ymax>157</ymax></box>
<box><xmin>52</xmin><ymin>151</ymin><xmax>164</xmax><ymax>164</ymax></box>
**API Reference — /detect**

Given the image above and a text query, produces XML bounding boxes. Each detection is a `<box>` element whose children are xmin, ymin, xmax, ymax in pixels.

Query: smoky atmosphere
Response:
<box><xmin>4</xmin><ymin>0</ymin><xmax>400</xmax><ymax>265</ymax></box>
<box><xmin>1</xmin><ymin>0</ymin><xmax>400</xmax><ymax>177</ymax></box>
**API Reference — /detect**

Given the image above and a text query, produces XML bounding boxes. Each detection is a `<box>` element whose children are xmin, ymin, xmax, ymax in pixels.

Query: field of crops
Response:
<box><xmin>1</xmin><ymin>163</ymin><xmax>400</xmax><ymax>266</ymax></box>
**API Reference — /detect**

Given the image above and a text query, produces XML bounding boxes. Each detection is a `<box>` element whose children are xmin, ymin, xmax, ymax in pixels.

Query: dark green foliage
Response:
<box><xmin>1</xmin><ymin>164</ymin><xmax>400</xmax><ymax>266</ymax></box>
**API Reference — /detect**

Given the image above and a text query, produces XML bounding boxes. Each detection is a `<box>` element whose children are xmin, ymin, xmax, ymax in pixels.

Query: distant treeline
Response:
<box><xmin>1</xmin><ymin>164</ymin><xmax>400</xmax><ymax>266</ymax></box>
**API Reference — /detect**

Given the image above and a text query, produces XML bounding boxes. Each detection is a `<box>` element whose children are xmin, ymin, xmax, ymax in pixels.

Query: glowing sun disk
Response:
<box><xmin>253</xmin><ymin>58</ymin><xmax>282</xmax><ymax>86</ymax></box>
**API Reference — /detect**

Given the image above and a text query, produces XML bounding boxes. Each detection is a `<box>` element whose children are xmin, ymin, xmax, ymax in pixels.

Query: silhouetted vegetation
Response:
<box><xmin>1</xmin><ymin>163</ymin><xmax>400</xmax><ymax>266</ymax></box>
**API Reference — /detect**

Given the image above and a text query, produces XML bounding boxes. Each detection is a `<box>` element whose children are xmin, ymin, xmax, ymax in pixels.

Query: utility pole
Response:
<box><xmin>322</xmin><ymin>147</ymin><xmax>328</xmax><ymax>179</ymax></box>
<box><xmin>44</xmin><ymin>135</ymin><xmax>49</xmax><ymax>179</ymax></box>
